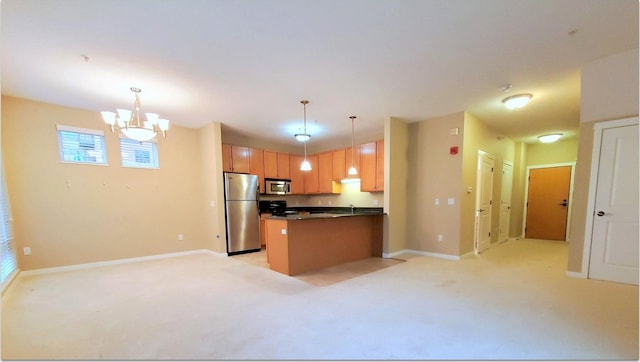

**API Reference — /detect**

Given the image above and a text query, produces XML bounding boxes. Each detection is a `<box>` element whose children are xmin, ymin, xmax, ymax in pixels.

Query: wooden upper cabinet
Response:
<box><xmin>332</xmin><ymin>148</ymin><xmax>346</xmax><ymax>181</ymax></box>
<box><xmin>222</xmin><ymin>144</ymin><xmax>250</xmax><ymax>173</ymax></box>
<box><xmin>222</xmin><ymin>144</ymin><xmax>232</xmax><ymax>172</ymax></box>
<box><xmin>360</xmin><ymin>140</ymin><xmax>384</xmax><ymax>192</ymax></box>
<box><xmin>318</xmin><ymin>151</ymin><xmax>334</xmax><ymax>193</ymax></box>
<box><xmin>277</xmin><ymin>152</ymin><xmax>290</xmax><ymax>179</ymax></box>
<box><xmin>264</xmin><ymin>150</ymin><xmax>290</xmax><ymax>179</ymax></box>
<box><xmin>303</xmin><ymin>154</ymin><xmax>320</xmax><ymax>194</ymax></box>
<box><xmin>249</xmin><ymin>148</ymin><xmax>265</xmax><ymax>193</ymax></box>
<box><xmin>289</xmin><ymin>154</ymin><xmax>306</xmax><ymax>194</ymax></box>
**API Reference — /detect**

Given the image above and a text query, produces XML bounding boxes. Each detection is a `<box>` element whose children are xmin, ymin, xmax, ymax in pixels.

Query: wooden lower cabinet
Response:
<box><xmin>265</xmin><ymin>215</ymin><xmax>383</xmax><ymax>276</ymax></box>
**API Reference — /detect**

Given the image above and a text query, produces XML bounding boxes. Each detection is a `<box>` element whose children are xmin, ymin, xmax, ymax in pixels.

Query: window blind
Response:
<box><xmin>56</xmin><ymin>124</ymin><xmax>107</xmax><ymax>165</ymax></box>
<box><xmin>0</xmin><ymin>161</ymin><xmax>16</xmax><ymax>284</ymax></box>
<box><xmin>120</xmin><ymin>138</ymin><xmax>159</xmax><ymax>169</ymax></box>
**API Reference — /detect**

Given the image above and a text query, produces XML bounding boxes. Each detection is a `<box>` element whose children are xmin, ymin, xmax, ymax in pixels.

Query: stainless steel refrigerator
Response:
<box><xmin>223</xmin><ymin>172</ymin><xmax>261</xmax><ymax>255</ymax></box>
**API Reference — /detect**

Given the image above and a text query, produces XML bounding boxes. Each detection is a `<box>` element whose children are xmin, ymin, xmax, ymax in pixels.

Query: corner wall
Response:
<box><xmin>568</xmin><ymin>48</ymin><xmax>639</xmax><ymax>272</ymax></box>
<box><xmin>383</xmin><ymin>117</ymin><xmax>409</xmax><ymax>254</ymax></box>
<box><xmin>408</xmin><ymin>112</ymin><xmax>464</xmax><ymax>256</ymax></box>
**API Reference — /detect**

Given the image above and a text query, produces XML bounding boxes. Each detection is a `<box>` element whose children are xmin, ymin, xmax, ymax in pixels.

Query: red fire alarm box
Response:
<box><xmin>450</xmin><ymin>146</ymin><xmax>459</xmax><ymax>155</ymax></box>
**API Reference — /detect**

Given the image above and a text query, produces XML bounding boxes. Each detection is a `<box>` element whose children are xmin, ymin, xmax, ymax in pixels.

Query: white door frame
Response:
<box><xmin>579</xmin><ymin>116</ymin><xmax>639</xmax><ymax>278</ymax></box>
<box><xmin>522</xmin><ymin>162</ymin><xmax>576</xmax><ymax>240</ymax></box>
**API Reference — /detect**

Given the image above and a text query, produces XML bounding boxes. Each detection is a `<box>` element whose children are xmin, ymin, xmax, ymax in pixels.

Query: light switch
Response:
<box><xmin>210</xmin><ymin>200</ymin><xmax>215</xmax><ymax>207</ymax></box>
<box><xmin>448</xmin><ymin>198</ymin><xmax>455</xmax><ymax>205</ymax></box>
<box><xmin>281</xmin><ymin>229</ymin><xmax>287</xmax><ymax>235</ymax></box>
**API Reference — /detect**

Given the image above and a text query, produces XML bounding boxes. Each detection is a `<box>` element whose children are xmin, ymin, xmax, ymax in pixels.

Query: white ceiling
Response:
<box><xmin>2</xmin><ymin>0</ymin><xmax>638</xmax><ymax>149</ymax></box>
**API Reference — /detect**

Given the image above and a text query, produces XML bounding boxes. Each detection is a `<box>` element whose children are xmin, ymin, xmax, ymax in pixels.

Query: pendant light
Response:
<box><xmin>342</xmin><ymin>115</ymin><xmax>360</xmax><ymax>183</ymax></box>
<box><xmin>348</xmin><ymin>116</ymin><xmax>358</xmax><ymax>175</ymax></box>
<box><xmin>299</xmin><ymin>100</ymin><xmax>312</xmax><ymax>171</ymax></box>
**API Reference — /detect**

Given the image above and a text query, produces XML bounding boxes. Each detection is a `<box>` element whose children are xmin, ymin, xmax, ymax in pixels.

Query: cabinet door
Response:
<box><xmin>263</xmin><ymin>150</ymin><xmax>278</xmax><ymax>178</ymax></box>
<box><xmin>360</xmin><ymin>141</ymin><xmax>377</xmax><ymax>191</ymax></box>
<box><xmin>249</xmin><ymin>148</ymin><xmax>265</xmax><ymax>193</ymax></box>
<box><xmin>222</xmin><ymin>144</ymin><xmax>233</xmax><ymax>172</ymax></box>
<box><xmin>231</xmin><ymin>145</ymin><xmax>250</xmax><ymax>173</ymax></box>
<box><xmin>332</xmin><ymin>148</ymin><xmax>346</xmax><ymax>181</ymax></box>
<box><xmin>277</xmin><ymin>152</ymin><xmax>290</xmax><ymax>179</ymax></box>
<box><xmin>303</xmin><ymin>154</ymin><xmax>319</xmax><ymax>194</ymax></box>
<box><xmin>289</xmin><ymin>154</ymin><xmax>306</xmax><ymax>194</ymax></box>
<box><xmin>318</xmin><ymin>151</ymin><xmax>334</xmax><ymax>193</ymax></box>
<box><xmin>376</xmin><ymin>140</ymin><xmax>384</xmax><ymax>191</ymax></box>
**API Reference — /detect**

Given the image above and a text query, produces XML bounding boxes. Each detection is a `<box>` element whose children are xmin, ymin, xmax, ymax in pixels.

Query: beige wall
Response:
<box><xmin>408</xmin><ymin>112</ymin><xmax>464</xmax><ymax>255</ymax></box>
<box><xmin>526</xmin><ymin>138</ymin><xmax>578</xmax><ymax>166</ymax></box>
<box><xmin>2</xmin><ymin>96</ymin><xmax>209</xmax><ymax>270</ymax></box>
<box><xmin>510</xmin><ymin>142</ymin><xmax>527</xmax><ymax>238</ymax></box>
<box><xmin>199</xmin><ymin>123</ymin><xmax>227</xmax><ymax>253</ymax></box>
<box><xmin>383</xmin><ymin>117</ymin><xmax>409</xmax><ymax>254</ymax></box>
<box><xmin>568</xmin><ymin>48</ymin><xmax>639</xmax><ymax>273</ymax></box>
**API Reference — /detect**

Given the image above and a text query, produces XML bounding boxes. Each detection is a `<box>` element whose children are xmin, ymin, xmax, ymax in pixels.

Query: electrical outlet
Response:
<box><xmin>438</xmin><ymin>234</ymin><xmax>443</xmax><ymax>241</ymax></box>
<box><xmin>448</xmin><ymin>198</ymin><xmax>455</xmax><ymax>205</ymax></box>
<box><xmin>178</xmin><ymin>234</ymin><xmax>184</xmax><ymax>241</ymax></box>
<box><xmin>435</xmin><ymin>198</ymin><xmax>440</xmax><ymax>205</ymax></box>
<box><xmin>281</xmin><ymin>229</ymin><xmax>287</xmax><ymax>235</ymax></box>
<box><xmin>327</xmin><ymin>200</ymin><xmax>332</xmax><ymax>206</ymax></box>
<box><xmin>23</xmin><ymin>247</ymin><xmax>31</xmax><ymax>255</ymax></box>
<box><xmin>373</xmin><ymin>199</ymin><xmax>379</xmax><ymax>205</ymax></box>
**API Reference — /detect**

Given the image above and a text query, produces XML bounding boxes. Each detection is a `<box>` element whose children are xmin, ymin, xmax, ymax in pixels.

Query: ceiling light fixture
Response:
<box><xmin>342</xmin><ymin>116</ymin><xmax>360</xmax><ymax>184</ymax></box>
<box><xmin>347</xmin><ymin>116</ymin><xmax>358</xmax><ymax>176</ymax></box>
<box><xmin>502</xmin><ymin>93</ymin><xmax>532</xmax><ymax>110</ymax></box>
<box><xmin>101</xmin><ymin>87</ymin><xmax>169</xmax><ymax>142</ymax></box>
<box><xmin>299</xmin><ymin>100</ymin><xmax>312</xmax><ymax>171</ymax></box>
<box><xmin>538</xmin><ymin>133</ymin><xmax>562</xmax><ymax>143</ymax></box>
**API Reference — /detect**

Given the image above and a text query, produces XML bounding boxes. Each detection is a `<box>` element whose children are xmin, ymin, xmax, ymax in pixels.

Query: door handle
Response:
<box><xmin>597</xmin><ymin>211</ymin><xmax>606</xmax><ymax>216</ymax></box>
<box><xmin>559</xmin><ymin>202</ymin><xmax>568</xmax><ymax>207</ymax></box>
<box><xmin>477</xmin><ymin>209</ymin><xmax>485</xmax><ymax>212</ymax></box>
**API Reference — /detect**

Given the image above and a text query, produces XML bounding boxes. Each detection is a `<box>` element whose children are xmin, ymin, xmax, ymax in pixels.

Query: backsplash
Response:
<box><xmin>261</xmin><ymin>181</ymin><xmax>384</xmax><ymax>208</ymax></box>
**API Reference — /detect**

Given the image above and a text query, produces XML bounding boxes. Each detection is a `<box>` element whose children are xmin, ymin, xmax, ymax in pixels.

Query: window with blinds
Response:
<box><xmin>120</xmin><ymin>138</ymin><xmax>159</xmax><ymax>169</ymax></box>
<box><xmin>56</xmin><ymin>125</ymin><xmax>107</xmax><ymax>165</ymax></box>
<box><xmin>1</xmin><ymin>162</ymin><xmax>16</xmax><ymax>284</ymax></box>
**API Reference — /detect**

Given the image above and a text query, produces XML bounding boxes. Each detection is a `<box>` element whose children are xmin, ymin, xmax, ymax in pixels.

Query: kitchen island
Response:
<box><xmin>265</xmin><ymin>212</ymin><xmax>384</xmax><ymax>276</ymax></box>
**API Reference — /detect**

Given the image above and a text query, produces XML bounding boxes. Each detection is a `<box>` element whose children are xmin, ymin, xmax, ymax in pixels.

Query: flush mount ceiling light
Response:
<box><xmin>101</xmin><ymin>87</ymin><xmax>169</xmax><ymax>142</ymax></box>
<box><xmin>299</xmin><ymin>100</ymin><xmax>312</xmax><ymax>171</ymax></box>
<box><xmin>502</xmin><ymin>93</ymin><xmax>533</xmax><ymax>110</ymax></box>
<box><xmin>538</xmin><ymin>133</ymin><xmax>562</xmax><ymax>143</ymax></box>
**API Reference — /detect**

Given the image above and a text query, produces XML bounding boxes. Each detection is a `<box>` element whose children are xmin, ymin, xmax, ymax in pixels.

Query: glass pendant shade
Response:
<box><xmin>300</xmin><ymin>159</ymin><xmax>312</xmax><ymax>171</ymax></box>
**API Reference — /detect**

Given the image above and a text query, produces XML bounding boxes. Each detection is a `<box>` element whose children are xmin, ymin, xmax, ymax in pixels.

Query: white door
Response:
<box><xmin>500</xmin><ymin>162</ymin><xmax>513</xmax><ymax>243</ymax></box>
<box><xmin>588</xmin><ymin>120</ymin><xmax>638</xmax><ymax>285</ymax></box>
<box><xmin>475</xmin><ymin>152</ymin><xmax>494</xmax><ymax>254</ymax></box>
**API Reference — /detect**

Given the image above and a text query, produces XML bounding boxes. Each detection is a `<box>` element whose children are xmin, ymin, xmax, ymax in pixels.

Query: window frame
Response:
<box><xmin>119</xmin><ymin>136</ymin><xmax>160</xmax><ymax>169</ymax></box>
<box><xmin>56</xmin><ymin>124</ymin><xmax>108</xmax><ymax>166</ymax></box>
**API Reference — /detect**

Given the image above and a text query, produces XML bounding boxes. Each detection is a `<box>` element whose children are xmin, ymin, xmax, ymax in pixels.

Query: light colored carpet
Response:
<box><xmin>1</xmin><ymin>239</ymin><xmax>638</xmax><ymax>360</ymax></box>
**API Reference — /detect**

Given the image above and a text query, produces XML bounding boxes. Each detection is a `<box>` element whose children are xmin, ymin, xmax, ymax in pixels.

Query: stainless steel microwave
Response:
<box><xmin>264</xmin><ymin>178</ymin><xmax>291</xmax><ymax>195</ymax></box>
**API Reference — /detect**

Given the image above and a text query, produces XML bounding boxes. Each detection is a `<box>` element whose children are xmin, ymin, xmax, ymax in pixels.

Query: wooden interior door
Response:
<box><xmin>588</xmin><ymin>121</ymin><xmax>638</xmax><ymax>285</ymax></box>
<box><xmin>525</xmin><ymin>166</ymin><xmax>571</xmax><ymax>240</ymax></box>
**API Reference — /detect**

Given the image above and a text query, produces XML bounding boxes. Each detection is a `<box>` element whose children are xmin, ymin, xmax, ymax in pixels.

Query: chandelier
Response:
<box><xmin>298</xmin><ymin>100</ymin><xmax>312</xmax><ymax>171</ymax></box>
<box><xmin>101</xmin><ymin>87</ymin><xmax>169</xmax><ymax>142</ymax></box>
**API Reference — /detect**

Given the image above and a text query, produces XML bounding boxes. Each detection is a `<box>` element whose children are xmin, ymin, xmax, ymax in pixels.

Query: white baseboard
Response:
<box><xmin>384</xmin><ymin>249</ymin><xmax>461</xmax><ymax>261</ymax></box>
<box><xmin>20</xmin><ymin>249</ymin><xmax>224</xmax><ymax>277</ymax></box>
<box><xmin>1</xmin><ymin>268</ymin><xmax>20</xmax><ymax>296</ymax></box>
<box><xmin>566</xmin><ymin>271</ymin><xmax>587</xmax><ymax>279</ymax></box>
